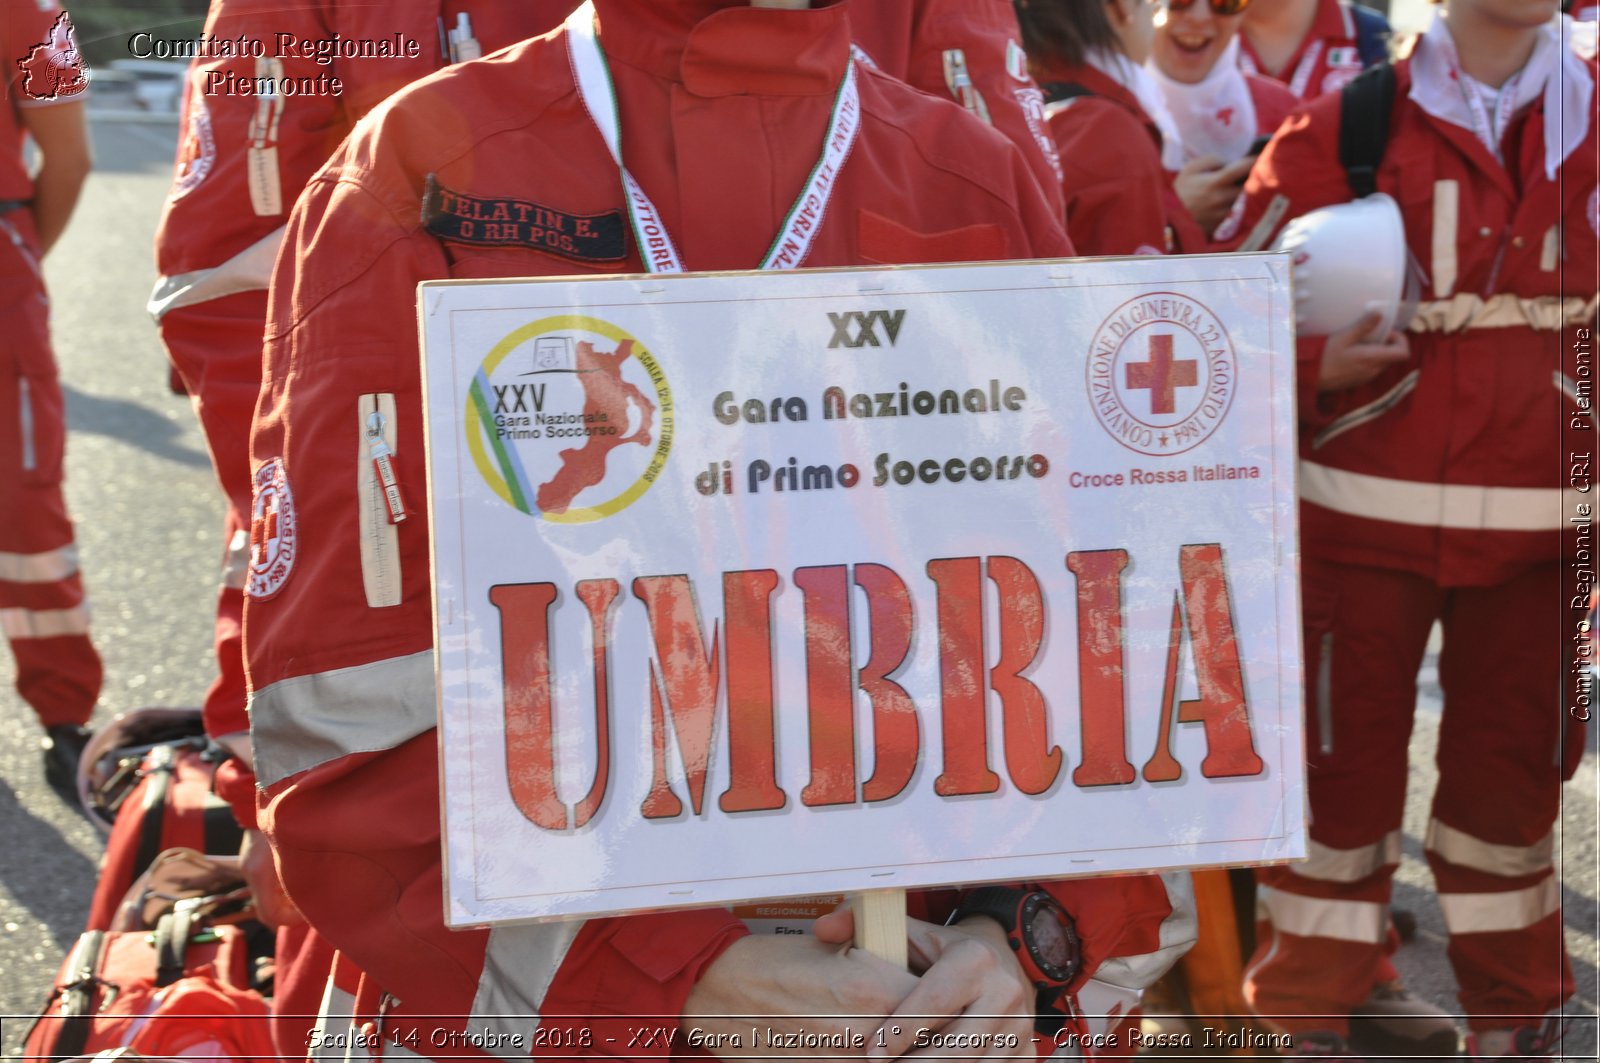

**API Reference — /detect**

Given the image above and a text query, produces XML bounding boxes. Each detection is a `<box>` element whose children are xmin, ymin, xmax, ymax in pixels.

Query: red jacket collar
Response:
<box><xmin>594</xmin><ymin>0</ymin><xmax>851</xmax><ymax>97</ymax></box>
<box><xmin>1037</xmin><ymin>59</ymin><xmax>1160</xmax><ymax>136</ymax></box>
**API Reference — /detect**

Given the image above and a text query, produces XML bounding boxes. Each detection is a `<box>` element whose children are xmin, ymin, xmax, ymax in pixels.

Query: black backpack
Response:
<box><xmin>1338</xmin><ymin>61</ymin><xmax>1398</xmax><ymax>198</ymax></box>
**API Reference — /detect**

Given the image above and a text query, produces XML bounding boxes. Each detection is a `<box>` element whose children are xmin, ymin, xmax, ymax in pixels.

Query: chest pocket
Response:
<box><xmin>1386</xmin><ymin>142</ymin><xmax>1453</xmax><ymax>297</ymax></box>
<box><xmin>857</xmin><ymin>210</ymin><xmax>1009</xmax><ymax>266</ymax></box>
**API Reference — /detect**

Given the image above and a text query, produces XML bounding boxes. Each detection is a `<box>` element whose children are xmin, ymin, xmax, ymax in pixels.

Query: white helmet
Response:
<box><xmin>1272</xmin><ymin>193</ymin><xmax>1412</xmax><ymax>338</ymax></box>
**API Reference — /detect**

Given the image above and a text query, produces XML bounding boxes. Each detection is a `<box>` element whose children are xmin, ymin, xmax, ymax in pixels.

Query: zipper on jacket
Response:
<box><xmin>1316</xmin><ymin>633</ymin><xmax>1335</xmax><ymax>756</ymax></box>
<box><xmin>942</xmin><ymin>49</ymin><xmax>991</xmax><ymax>124</ymax></box>
<box><xmin>246</xmin><ymin>60</ymin><xmax>286</xmax><ymax>216</ymax></box>
<box><xmin>358</xmin><ymin>394</ymin><xmax>403</xmax><ymax>608</ymax></box>
<box><xmin>447</xmin><ymin>13</ymin><xmax>481</xmax><ymax>63</ymax></box>
<box><xmin>366</xmin><ymin>411</ymin><xmax>407</xmax><ymax>524</ymax></box>
<box><xmin>19</xmin><ymin>376</ymin><xmax>35</xmax><ymax>472</ymax></box>
<box><xmin>1312</xmin><ymin>370</ymin><xmax>1420</xmax><ymax>451</ymax></box>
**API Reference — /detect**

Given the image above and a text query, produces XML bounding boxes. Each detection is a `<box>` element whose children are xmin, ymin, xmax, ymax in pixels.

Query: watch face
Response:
<box><xmin>1029</xmin><ymin>905</ymin><xmax>1075</xmax><ymax>972</ymax></box>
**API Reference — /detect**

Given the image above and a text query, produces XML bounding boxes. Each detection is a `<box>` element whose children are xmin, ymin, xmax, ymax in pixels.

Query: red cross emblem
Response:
<box><xmin>251</xmin><ymin>490</ymin><xmax>281</xmax><ymax>569</ymax></box>
<box><xmin>1124</xmin><ymin>334</ymin><xmax>1198</xmax><ymax>416</ymax></box>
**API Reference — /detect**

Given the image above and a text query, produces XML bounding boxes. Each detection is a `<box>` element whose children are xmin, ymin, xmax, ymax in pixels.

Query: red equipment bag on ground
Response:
<box><xmin>77</xmin><ymin>709</ymin><xmax>244</xmax><ymax>931</ymax></box>
<box><xmin>21</xmin><ymin>905</ymin><xmax>272</xmax><ymax>1062</ymax></box>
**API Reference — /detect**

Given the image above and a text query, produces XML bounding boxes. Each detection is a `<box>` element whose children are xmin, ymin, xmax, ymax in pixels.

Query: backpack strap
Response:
<box><xmin>1338</xmin><ymin>62</ymin><xmax>1397</xmax><ymax>199</ymax></box>
<box><xmin>132</xmin><ymin>744</ymin><xmax>178</xmax><ymax>883</ymax></box>
<box><xmin>25</xmin><ymin>930</ymin><xmax>106</xmax><ymax>1062</ymax></box>
<box><xmin>1350</xmin><ymin>3</ymin><xmax>1393</xmax><ymax>67</ymax></box>
<box><xmin>155</xmin><ymin>904</ymin><xmax>198</xmax><ymax>988</ymax></box>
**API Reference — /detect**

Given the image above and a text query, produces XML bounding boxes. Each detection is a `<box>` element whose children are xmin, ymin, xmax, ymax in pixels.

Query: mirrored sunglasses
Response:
<box><xmin>1166</xmin><ymin>0</ymin><xmax>1253</xmax><ymax>16</ymax></box>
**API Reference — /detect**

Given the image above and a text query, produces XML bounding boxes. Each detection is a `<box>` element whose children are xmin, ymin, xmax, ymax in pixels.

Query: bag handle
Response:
<box><xmin>154</xmin><ymin>903</ymin><xmax>198</xmax><ymax>988</ymax></box>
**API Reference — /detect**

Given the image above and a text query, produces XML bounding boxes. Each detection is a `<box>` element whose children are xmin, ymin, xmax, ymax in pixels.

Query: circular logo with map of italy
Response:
<box><xmin>465</xmin><ymin>316</ymin><xmax>673</xmax><ymax>522</ymax></box>
<box><xmin>1085</xmin><ymin>292</ymin><xmax>1237</xmax><ymax>457</ymax></box>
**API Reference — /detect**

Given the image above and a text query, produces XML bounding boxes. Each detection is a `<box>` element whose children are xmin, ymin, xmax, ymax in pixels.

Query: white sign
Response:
<box><xmin>419</xmin><ymin>255</ymin><xmax>1304</xmax><ymax>928</ymax></box>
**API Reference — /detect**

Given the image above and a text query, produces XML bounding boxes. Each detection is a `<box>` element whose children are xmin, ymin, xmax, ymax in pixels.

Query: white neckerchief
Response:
<box><xmin>1409</xmin><ymin>10</ymin><xmax>1592</xmax><ymax>179</ymax></box>
<box><xmin>1086</xmin><ymin>48</ymin><xmax>1189</xmax><ymax>171</ymax></box>
<box><xmin>1148</xmin><ymin>38</ymin><xmax>1258</xmax><ymax>163</ymax></box>
<box><xmin>564</xmin><ymin>1</ymin><xmax>862</xmax><ymax>272</ymax></box>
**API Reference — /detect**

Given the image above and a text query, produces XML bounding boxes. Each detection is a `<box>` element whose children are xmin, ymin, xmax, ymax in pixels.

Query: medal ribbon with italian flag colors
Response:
<box><xmin>564</xmin><ymin>0</ymin><xmax>862</xmax><ymax>273</ymax></box>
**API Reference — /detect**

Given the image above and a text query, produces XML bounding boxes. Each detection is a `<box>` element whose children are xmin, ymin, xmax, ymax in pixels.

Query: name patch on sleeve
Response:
<box><xmin>421</xmin><ymin>175</ymin><xmax>626</xmax><ymax>263</ymax></box>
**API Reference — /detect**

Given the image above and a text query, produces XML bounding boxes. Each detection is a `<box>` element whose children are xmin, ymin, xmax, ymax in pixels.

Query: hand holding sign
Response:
<box><xmin>814</xmin><ymin>908</ymin><xmax>1035</xmax><ymax>1059</ymax></box>
<box><xmin>681</xmin><ymin>933</ymin><xmax>917</xmax><ymax>1059</ymax></box>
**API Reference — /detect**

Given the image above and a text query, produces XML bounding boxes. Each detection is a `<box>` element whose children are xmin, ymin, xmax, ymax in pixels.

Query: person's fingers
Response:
<box><xmin>1349</xmin><ymin>335</ymin><xmax>1410</xmax><ymax>362</ymax></box>
<box><xmin>1220</xmin><ymin>155</ymin><xmax>1256</xmax><ymax>183</ymax></box>
<box><xmin>898</xmin><ymin>1019</ymin><xmax>1034</xmax><ymax>1059</ymax></box>
<box><xmin>1180</xmin><ymin>153</ymin><xmax>1225</xmax><ymax>174</ymax></box>
<box><xmin>1339</xmin><ymin>309</ymin><xmax>1384</xmax><ymax>340</ymax></box>
<box><xmin>1380</xmin><ymin>330</ymin><xmax>1411</xmax><ymax>357</ymax></box>
<box><xmin>870</xmin><ymin>937</ymin><xmax>1026</xmax><ymax>1057</ymax></box>
<box><xmin>904</xmin><ymin>917</ymin><xmax>950</xmax><ymax>973</ymax></box>
<box><xmin>812</xmin><ymin>906</ymin><xmax>854</xmax><ymax>945</ymax></box>
<box><xmin>899</xmin><ymin>1019</ymin><xmax>1035</xmax><ymax>1059</ymax></box>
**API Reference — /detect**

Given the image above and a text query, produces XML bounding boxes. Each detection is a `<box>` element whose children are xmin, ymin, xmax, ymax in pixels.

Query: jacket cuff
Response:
<box><xmin>214</xmin><ymin>756</ymin><xmax>260</xmax><ymax>831</ymax></box>
<box><xmin>545</xmin><ymin>908</ymin><xmax>750</xmax><ymax>1044</ymax></box>
<box><xmin>1296</xmin><ymin>335</ymin><xmax>1339</xmax><ymax>431</ymax></box>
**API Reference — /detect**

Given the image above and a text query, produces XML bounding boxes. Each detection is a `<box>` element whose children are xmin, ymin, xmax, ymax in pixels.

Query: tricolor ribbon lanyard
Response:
<box><xmin>1286</xmin><ymin>40</ymin><xmax>1323</xmax><ymax>100</ymax></box>
<box><xmin>563</xmin><ymin>0</ymin><xmax>861</xmax><ymax>274</ymax></box>
<box><xmin>1457</xmin><ymin>67</ymin><xmax>1523</xmax><ymax>163</ymax></box>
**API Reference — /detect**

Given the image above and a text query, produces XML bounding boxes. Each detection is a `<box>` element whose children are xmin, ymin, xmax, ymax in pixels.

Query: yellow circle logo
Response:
<box><xmin>465</xmin><ymin>316</ymin><xmax>673</xmax><ymax>522</ymax></box>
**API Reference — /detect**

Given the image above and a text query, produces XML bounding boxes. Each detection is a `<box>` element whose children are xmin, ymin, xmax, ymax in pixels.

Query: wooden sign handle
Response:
<box><xmin>851</xmin><ymin>888</ymin><xmax>908</xmax><ymax>968</ymax></box>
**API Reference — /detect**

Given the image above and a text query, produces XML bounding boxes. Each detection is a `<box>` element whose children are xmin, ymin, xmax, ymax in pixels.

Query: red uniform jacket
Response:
<box><xmin>146</xmin><ymin>0</ymin><xmax>1078</xmax><ymax>825</ymax></box>
<box><xmin>1220</xmin><ymin>58</ymin><xmax>1598</xmax><ymax>586</ymax></box>
<box><xmin>1248</xmin><ymin>71</ymin><xmax>1298</xmax><ymax>136</ymax></box>
<box><xmin>155</xmin><ymin>0</ymin><xmax>1062</xmax><ymax>282</ymax></box>
<box><xmin>1036</xmin><ymin>62</ymin><xmax>1204</xmax><ymax>255</ymax></box>
<box><xmin>248</xmin><ymin>0</ymin><xmax>1184</xmax><ymax>1052</ymax></box>
<box><xmin>153</xmin><ymin>0</ymin><xmax>575</xmax><ymax>282</ymax></box>
<box><xmin>852</xmin><ymin>0</ymin><xmax>1065</xmax><ymax>216</ymax></box>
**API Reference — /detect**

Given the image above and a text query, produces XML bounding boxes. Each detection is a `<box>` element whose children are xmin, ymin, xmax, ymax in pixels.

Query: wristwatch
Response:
<box><xmin>948</xmin><ymin>886</ymin><xmax>1082</xmax><ymax>1002</ymax></box>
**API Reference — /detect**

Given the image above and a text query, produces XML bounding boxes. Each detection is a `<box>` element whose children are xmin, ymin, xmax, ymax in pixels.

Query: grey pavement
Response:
<box><xmin>0</xmin><ymin>117</ymin><xmax>222</xmax><ymax>1048</ymax></box>
<box><xmin>1</xmin><ymin>105</ymin><xmax>1596</xmax><ymax>1059</ymax></box>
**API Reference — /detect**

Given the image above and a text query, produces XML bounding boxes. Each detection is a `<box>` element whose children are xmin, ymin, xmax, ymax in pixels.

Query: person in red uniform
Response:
<box><xmin>1221</xmin><ymin>0</ymin><xmax>1595</xmax><ymax>1056</ymax></box>
<box><xmin>1014</xmin><ymin>0</ymin><xmax>1209</xmax><ymax>255</ymax></box>
<box><xmin>1148</xmin><ymin>0</ymin><xmax>1297</xmax><ymax>236</ymax></box>
<box><xmin>151</xmin><ymin>0</ymin><xmax>1060</xmax><ymax>833</ymax></box>
<box><xmin>1238</xmin><ymin>0</ymin><xmax>1390</xmax><ymax>99</ymax></box>
<box><xmin>149</xmin><ymin>0</ymin><xmax>578</xmax><ymax>812</ymax></box>
<box><xmin>148</xmin><ymin>2</ymin><xmax>576</xmax><ymax>1053</ymax></box>
<box><xmin>1</xmin><ymin>0</ymin><xmax>99</xmax><ymax>793</ymax></box>
<box><xmin>246</xmin><ymin>0</ymin><xmax>1193</xmax><ymax>1052</ymax></box>
<box><xmin>852</xmin><ymin>0</ymin><xmax>1067</xmax><ymax>216</ymax></box>
<box><xmin>151</xmin><ymin>0</ymin><xmax>1077</xmax><ymax>1051</ymax></box>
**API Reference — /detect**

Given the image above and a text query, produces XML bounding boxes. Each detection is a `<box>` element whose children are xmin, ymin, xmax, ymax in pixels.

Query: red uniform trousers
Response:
<box><xmin>1247</xmin><ymin>559</ymin><xmax>1574</xmax><ymax>1033</ymax></box>
<box><xmin>0</xmin><ymin>208</ymin><xmax>99</xmax><ymax>727</ymax></box>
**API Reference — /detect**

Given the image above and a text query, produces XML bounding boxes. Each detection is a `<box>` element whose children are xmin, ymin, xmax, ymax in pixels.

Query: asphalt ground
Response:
<box><xmin>1</xmin><ymin>97</ymin><xmax>1596</xmax><ymax>1058</ymax></box>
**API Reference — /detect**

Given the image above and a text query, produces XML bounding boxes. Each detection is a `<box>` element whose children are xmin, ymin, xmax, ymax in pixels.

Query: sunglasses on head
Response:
<box><xmin>1165</xmin><ymin>0</ymin><xmax>1253</xmax><ymax>16</ymax></box>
